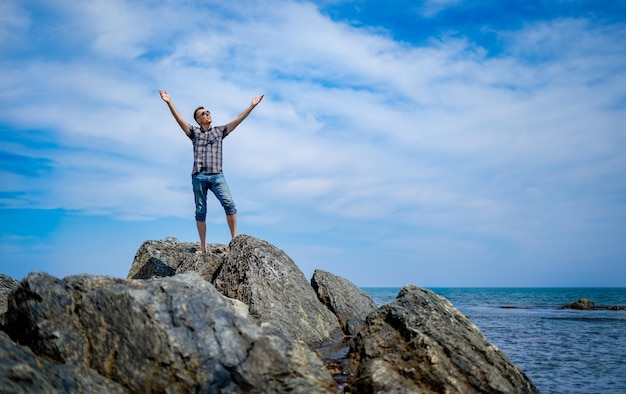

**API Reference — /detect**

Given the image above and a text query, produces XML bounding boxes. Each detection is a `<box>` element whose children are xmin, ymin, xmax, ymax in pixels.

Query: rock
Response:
<box><xmin>127</xmin><ymin>237</ymin><xmax>227</xmax><ymax>280</ymax></box>
<box><xmin>2</xmin><ymin>236</ymin><xmax>541</xmax><ymax>392</ymax></box>
<box><xmin>175</xmin><ymin>251</ymin><xmax>224</xmax><ymax>280</ymax></box>
<box><xmin>561</xmin><ymin>298</ymin><xmax>625</xmax><ymax>310</ymax></box>
<box><xmin>214</xmin><ymin>235</ymin><xmax>344</xmax><ymax>348</ymax></box>
<box><xmin>0</xmin><ymin>331</ymin><xmax>126</xmax><ymax>393</ymax></box>
<box><xmin>127</xmin><ymin>235</ymin><xmax>346</xmax><ymax>347</ymax></box>
<box><xmin>311</xmin><ymin>269</ymin><xmax>377</xmax><ymax>336</ymax></box>
<box><xmin>0</xmin><ymin>273</ymin><xmax>19</xmax><ymax>326</ymax></box>
<box><xmin>346</xmin><ymin>285</ymin><xmax>539</xmax><ymax>393</ymax></box>
<box><xmin>562</xmin><ymin>298</ymin><xmax>596</xmax><ymax>310</ymax></box>
<box><xmin>3</xmin><ymin>271</ymin><xmax>337</xmax><ymax>393</ymax></box>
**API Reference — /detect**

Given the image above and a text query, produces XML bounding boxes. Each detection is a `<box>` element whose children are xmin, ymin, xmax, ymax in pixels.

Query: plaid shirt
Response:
<box><xmin>189</xmin><ymin>125</ymin><xmax>229</xmax><ymax>175</ymax></box>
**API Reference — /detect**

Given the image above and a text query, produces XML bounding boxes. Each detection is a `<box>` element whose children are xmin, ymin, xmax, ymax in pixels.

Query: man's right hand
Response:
<box><xmin>159</xmin><ymin>89</ymin><xmax>191</xmax><ymax>136</ymax></box>
<box><xmin>159</xmin><ymin>90</ymin><xmax>171</xmax><ymax>103</ymax></box>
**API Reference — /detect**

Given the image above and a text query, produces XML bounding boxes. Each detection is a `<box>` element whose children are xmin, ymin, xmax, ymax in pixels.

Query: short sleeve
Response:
<box><xmin>188</xmin><ymin>126</ymin><xmax>197</xmax><ymax>140</ymax></box>
<box><xmin>217</xmin><ymin>125</ymin><xmax>228</xmax><ymax>138</ymax></box>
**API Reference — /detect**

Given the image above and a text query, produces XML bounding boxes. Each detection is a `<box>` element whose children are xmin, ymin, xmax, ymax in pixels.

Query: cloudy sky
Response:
<box><xmin>1</xmin><ymin>0</ymin><xmax>625</xmax><ymax>287</ymax></box>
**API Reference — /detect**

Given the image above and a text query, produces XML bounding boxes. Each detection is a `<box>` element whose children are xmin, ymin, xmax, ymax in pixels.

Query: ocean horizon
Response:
<box><xmin>363</xmin><ymin>287</ymin><xmax>626</xmax><ymax>394</ymax></box>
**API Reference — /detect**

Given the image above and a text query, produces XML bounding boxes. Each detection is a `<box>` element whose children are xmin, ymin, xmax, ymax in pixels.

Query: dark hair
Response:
<box><xmin>193</xmin><ymin>106</ymin><xmax>205</xmax><ymax>121</ymax></box>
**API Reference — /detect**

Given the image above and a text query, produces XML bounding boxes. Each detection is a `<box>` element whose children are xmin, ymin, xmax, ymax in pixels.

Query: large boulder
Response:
<box><xmin>127</xmin><ymin>237</ymin><xmax>226</xmax><ymax>280</ymax></box>
<box><xmin>3</xmin><ymin>271</ymin><xmax>337</xmax><ymax>393</ymax></box>
<box><xmin>346</xmin><ymin>285</ymin><xmax>539</xmax><ymax>393</ymax></box>
<box><xmin>214</xmin><ymin>235</ymin><xmax>344</xmax><ymax>347</ymax></box>
<box><xmin>311</xmin><ymin>269</ymin><xmax>377</xmax><ymax>336</ymax></box>
<box><xmin>127</xmin><ymin>235</ymin><xmax>346</xmax><ymax>348</ymax></box>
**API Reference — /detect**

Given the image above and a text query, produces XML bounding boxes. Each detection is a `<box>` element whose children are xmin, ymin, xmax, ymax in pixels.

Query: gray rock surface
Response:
<box><xmin>311</xmin><ymin>269</ymin><xmax>378</xmax><ymax>336</ymax></box>
<box><xmin>214</xmin><ymin>235</ymin><xmax>344</xmax><ymax>347</ymax></box>
<box><xmin>127</xmin><ymin>237</ymin><xmax>227</xmax><ymax>280</ymax></box>
<box><xmin>129</xmin><ymin>235</ymin><xmax>346</xmax><ymax>348</ymax></box>
<box><xmin>1</xmin><ymin>236</ymin><xmax>540</xmax><ymax>393</ymax></box>
<box><xmin>2</xmin><ymin>271</ymin><xmax>336</xmax><ymax>393</ymax></box>
<box><xmin>0</xmin><ymin>273</ymin><xmax>19</xmax><ymax>326</ymax></box>
<box><xmin>0</xmin><ymin>331</ymin><xmax>126</xmax><ymax>393</ymax></box>
<box><xmin>346</xmin><ymin>285</ymin><xmax>539</xmax><ymax>393</ymax></box>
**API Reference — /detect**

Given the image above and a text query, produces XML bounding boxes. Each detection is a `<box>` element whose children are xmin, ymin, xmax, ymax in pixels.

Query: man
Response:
<box><xmin>159</xmin><ymin>89</ymin><xmax>264</xmax><ymax>253</ymax></box>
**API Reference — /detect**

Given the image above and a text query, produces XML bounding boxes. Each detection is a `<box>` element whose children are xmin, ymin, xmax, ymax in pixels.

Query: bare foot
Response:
<box><xmin>195</xmin><ymin>249</ymin><xmax>206</xmax><ymax>255</ymax></box>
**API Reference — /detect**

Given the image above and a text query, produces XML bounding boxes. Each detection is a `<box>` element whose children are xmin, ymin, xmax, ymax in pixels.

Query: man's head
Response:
<box><xmin>193</xmin><ymin>106</ymin><xmax>212</xmax><ymax>126</ymax></box>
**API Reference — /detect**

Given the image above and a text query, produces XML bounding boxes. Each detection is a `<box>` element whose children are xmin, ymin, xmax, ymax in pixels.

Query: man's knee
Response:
<box><xmin>195</xmin><ymin>201</ymin><xmax>207</xmax><ymax>222</ymax></box>
<box><xmin>223</xmin><ymin>202</ymin><xmax>237</xmax><ymax>216</ymax></box>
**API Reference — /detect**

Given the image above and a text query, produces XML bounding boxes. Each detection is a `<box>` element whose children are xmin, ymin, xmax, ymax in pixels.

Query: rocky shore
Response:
<box><xmin>0</xmin><ymin>235</ymin><xmax>538</xmax><ymax>393</ymax></box>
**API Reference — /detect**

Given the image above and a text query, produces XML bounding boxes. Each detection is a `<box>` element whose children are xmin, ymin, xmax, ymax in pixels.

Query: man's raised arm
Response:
<box><xmin>226</xmin><ymin>94</ymin><xmax>264</xmax><ymax>135</ymax></box>
<box><xmin>159</xmin><ymin>90</ymin><xmax>191</xmax><ymax>137</ymax></box>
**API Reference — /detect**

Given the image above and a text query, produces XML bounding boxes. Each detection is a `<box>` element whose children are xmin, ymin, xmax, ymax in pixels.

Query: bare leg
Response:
<box><xmin>196</xmin><ymin>221</ymin><xmax>207</xmax><ymax>253</ymax></box>
<box><xmin>227</xmin><ymin>214</ymin><xmax>237</xmax><ymax>239</ymax></box>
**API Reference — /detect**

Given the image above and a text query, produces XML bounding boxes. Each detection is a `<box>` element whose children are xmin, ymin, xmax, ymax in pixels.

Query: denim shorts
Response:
<box><xmin>192</xmin><ymin>172</ymin><xmax>237</xmax><ymax>222</ymax></box>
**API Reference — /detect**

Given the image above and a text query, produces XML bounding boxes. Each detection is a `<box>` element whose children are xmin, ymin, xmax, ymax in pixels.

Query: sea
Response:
<box><xmin>363</xmin><ymin>287</ymin><xmax>626</xmax><ymax>394</ymax></box>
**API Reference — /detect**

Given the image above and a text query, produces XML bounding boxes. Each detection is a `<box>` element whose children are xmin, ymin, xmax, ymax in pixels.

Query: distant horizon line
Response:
<box><xmin>360</xmin><ymin>286</ymin><xmax>626</xmax><ymax>289</ymax></box>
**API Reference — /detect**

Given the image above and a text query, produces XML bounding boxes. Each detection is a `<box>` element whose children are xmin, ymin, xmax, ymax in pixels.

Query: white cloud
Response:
<box><xmin>418</xmin><ymin>0</ymin><xmax>463</xmax><ymax>18</ymax></box>
<box><xmin>0</xmin><ymin>0</ymin><xmax>30</xmax><ymax>48</ymax></box>
<box><xmin>1</xmin><ymin>0</ymin><xmax>625</xmax><ymax>281</ymax></box>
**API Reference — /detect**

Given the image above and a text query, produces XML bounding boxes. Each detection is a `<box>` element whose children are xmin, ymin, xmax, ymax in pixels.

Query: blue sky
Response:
<box><xmin>1</xmin><ymin>0</ymin><xmax>625</xmax><ymax>287</ymax></box>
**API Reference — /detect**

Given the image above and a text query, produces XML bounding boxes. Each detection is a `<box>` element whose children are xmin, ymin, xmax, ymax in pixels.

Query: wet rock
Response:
<box><xmin>311</xmin><ymin>269</ymin><xmax>377</xmax><ymax>336</ymax></box>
